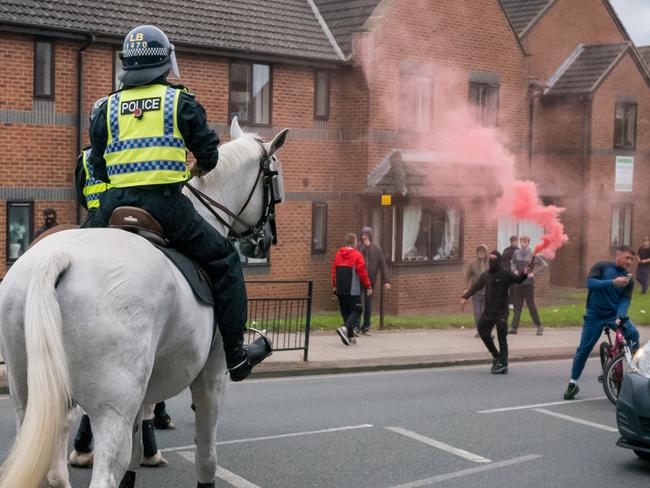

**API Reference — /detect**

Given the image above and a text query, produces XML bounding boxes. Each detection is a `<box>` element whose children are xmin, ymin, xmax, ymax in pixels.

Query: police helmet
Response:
<box><xmin>117</xmin><ymin>25</ymin><xmax>180</xmax><ymax>86</ymax></box>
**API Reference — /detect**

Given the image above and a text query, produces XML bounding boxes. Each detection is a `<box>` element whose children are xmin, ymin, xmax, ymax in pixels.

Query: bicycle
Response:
<box><xmin>598</xmin><ymin>318</ymin><xmax>634</xmax><ymax>405</ymax></box>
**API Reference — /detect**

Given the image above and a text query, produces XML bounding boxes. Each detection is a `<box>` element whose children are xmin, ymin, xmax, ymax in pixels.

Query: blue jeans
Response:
<box><xmin>570</xmin><ymin>316</ymin><xmax>640</xmax><ymax>381</ymax></box>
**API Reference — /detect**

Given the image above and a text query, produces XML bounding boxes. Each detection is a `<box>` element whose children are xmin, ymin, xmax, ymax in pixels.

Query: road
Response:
<box><xmin>1</xmin><ymin>359</ymin><xmax>649</xmax><ymax>487</ymax></box>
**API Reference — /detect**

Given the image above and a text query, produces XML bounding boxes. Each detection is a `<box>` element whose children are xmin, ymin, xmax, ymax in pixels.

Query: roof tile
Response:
<box><xmin>545</xmin><ymin>43</ymin><xmax>629</xmax><ymax>95</ymax></box>
<box><xmin>499</xmin><ymin>0</ymin><xmax>553</xmax><ymax>34</ymax></box>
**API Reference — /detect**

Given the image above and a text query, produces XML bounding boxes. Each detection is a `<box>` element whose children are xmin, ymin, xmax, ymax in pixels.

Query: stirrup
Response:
<box><xmin>227</xmin><ymin>328</ymin><xmax>273</xmax><ymax>381</ymax></box>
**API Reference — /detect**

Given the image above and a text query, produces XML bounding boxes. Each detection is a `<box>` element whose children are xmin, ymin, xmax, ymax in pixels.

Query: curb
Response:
<box><xmin>249</xmin><ymin>350</ymin><xmax>588</xmax><ymax>379</ymax></box>
<box><xmin>0</xmin><ymin>351</ymin><xmax>592</xmax><ymax>395</ymax></box>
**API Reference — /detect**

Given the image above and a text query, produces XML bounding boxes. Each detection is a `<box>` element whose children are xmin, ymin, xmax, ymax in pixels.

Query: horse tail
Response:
<box><xmin>0</xmin><ymin>252</ymin><xmax>73</xmax><ymax>488</ymax></box>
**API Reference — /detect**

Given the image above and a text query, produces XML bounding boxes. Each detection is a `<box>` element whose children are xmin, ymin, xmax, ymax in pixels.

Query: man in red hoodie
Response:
<box><xmin>332</xmin><ymin>233</ymin><xmax>373</xmax><ymax>345</ymax></box>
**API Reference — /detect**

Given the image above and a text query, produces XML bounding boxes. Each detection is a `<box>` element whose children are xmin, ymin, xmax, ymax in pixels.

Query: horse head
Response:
<box><xmin>187</xmin><ymin>116</ymin><xmax>289</xmax><ymax>259</ymax></box>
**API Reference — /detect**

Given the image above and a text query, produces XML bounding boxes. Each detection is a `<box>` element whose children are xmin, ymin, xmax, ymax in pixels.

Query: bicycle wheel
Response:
<box><xmin>599</xmin><ymin>342</ymin><xmax>611</xmax><ymax>370</ymax></box>
<box><xmin>603</xmin><ymin>352</ymin><xmax>627</xmax><ymax>405</ymax></box>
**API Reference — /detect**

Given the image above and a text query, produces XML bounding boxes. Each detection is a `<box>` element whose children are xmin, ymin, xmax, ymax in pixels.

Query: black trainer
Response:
<box><xmin>336</xmin><ymin>327</ymin><xmax>350</xmax><ymax>345</ymax></box>
<box><xmin>492</xmin><ymin>361</ymin><xmax>508</xmax><ymax>374</ymax></box>
<box><xmin>563</xmin><ymin>382</ymin><xmax>579</xmax><ymax>400</ymax></box>
<box><xmin>228</xmin><ymin>333</ymin><xmax>273</xmax><ymax>382</ymax></box>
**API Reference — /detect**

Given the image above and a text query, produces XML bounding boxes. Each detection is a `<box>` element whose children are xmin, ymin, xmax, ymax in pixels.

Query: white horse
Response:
<box><xmin>0</xmin><ymin>117</ymin><xmax>288</xmax><ymax>488</ymax></box>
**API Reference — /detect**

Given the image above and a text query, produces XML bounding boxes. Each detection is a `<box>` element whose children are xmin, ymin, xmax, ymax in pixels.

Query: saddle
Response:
<box><xmin>108</xmin><ymin>206</ymin><xmax>169</xmax><ymax>247</ymax></box>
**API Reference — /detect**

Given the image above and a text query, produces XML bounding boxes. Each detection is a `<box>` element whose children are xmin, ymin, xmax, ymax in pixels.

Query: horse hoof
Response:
<box><xmin>141</xmin><ymin>450</ymin><xmax>169</xmax><ymax>467</ymax></box>
<box><xmin>68</xmin><ymin>449</ymin><xmax>94</xmax><ymax>468</ymax></box>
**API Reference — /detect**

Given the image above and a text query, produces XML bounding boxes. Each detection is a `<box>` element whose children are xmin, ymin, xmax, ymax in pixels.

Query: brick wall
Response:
<box><xmin>522</xmin><ymin>0</ymin><xmax>626</xmax><ymax>81</ymax></box>
<box><xmin>1</xmin><ymin>0</ymin><xmax>648</xmax><ymax>314</ymax></box>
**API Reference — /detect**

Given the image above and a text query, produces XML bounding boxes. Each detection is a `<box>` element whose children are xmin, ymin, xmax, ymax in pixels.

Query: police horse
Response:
<box><xmin>0</xmin><ymin>117</ymin><xmax>288</xmax><ymax>488</ymax></box>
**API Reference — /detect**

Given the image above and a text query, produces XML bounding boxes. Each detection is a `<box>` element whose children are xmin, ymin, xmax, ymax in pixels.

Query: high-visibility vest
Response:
<box><xmin>104</xmin><ymin>84</ymin><xmax>189</xmax><ymax>188</ymax></box>
<box><xmin>82</xmin><ymin>149</ymin><xmax>109</xmax><ymax>209</ymax></box>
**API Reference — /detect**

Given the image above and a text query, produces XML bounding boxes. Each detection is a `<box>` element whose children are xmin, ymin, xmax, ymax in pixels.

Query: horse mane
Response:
<box><xmin>198</xmin><ymin>133</ymin><xmax>263</xmax><ymax>189</ymax></box>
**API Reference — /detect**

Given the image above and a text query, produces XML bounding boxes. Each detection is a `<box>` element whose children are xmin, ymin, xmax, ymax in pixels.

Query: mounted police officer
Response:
<box><xmin>86</xmin><ymin>25</ymin><xmax>271</xmax><ymax>381</ymax></box>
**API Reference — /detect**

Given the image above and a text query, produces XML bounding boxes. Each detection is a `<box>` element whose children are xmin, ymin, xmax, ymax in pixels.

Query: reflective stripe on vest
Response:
<box><xmin>105</xmin><ymin>84</ymin><xmax>189</xmax><ymax>188</ymax></box>
<box><xmin>82</xmin><ymin>149</ymin><xmax>109</xmax><ymax>209</ymax></box>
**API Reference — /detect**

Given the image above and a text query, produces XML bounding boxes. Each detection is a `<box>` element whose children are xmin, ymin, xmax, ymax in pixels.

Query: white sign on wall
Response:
<box><xmin>615</xmin><ymin>156</ymin><xmax>634</xmax><ymax>192</ymax></box>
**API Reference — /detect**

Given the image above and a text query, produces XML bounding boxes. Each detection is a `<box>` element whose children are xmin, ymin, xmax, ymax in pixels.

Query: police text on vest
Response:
<box><xmin>121</xmin><ymin>97</ymin><xmax>162</xmax><ymax>115</ymax></box>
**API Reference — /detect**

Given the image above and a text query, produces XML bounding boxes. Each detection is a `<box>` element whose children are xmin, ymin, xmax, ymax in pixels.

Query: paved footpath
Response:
<box><xmin>2</xmin><ymin>326</ymin><xmax>649</xmax><ymax>391</ymax></box>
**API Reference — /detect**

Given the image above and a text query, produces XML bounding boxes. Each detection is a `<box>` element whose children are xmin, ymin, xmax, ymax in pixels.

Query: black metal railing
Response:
<box><xmin>245</xmin><ymin>280</ymin><xmax>312</xmax><ymax>362</ymax></box>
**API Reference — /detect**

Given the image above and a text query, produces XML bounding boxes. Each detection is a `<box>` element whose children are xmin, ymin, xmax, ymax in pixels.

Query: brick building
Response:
<box><xmin>0</xmin><ymin>0</ymin><xmax>648</xmax><ymax>313</ymax></box>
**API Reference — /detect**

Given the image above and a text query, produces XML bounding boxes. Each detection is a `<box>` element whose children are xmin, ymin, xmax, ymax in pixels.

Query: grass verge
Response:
<box><xmin>312</xmin><ymin>289</ymin><xmax>650</xmax><ymax>331</ymax></box>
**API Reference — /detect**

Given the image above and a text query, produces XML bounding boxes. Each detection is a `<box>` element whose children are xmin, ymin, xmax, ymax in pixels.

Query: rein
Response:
<box><xmin>184</xmin><ymin>139</ymin><xmax>280</xmax><ymax>246</ymax></box>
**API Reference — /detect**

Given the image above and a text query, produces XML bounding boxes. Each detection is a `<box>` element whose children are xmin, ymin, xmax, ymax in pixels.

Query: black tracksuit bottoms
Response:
<box><xmin>478</xmin><ymin>314</ymin><xmax>508</xmax><ymax>364</ymax></box>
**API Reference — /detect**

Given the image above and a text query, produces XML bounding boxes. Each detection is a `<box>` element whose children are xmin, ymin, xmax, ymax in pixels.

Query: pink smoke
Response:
<box><xmin>498</xmin><ymin>180</ymin><xmax>569</xmax><ymax>259</ymax></box>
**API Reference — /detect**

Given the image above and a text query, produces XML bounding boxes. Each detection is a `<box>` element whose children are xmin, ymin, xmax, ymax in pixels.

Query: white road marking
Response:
<box><xmin>385</xmin><ymin>426</ymin><xmax>491</xmax><ymax>464</ymax></box>
<box><xmin>0</xmin><ymin>395</ymin><xmax>9</xmax><ymax>401</ymax></box>
<box><xmin>160</xmin><ymin>423</ymin><xmax>374</xmax><ymax>453</ymax></box>
<box><xmin>478</xmin><ymin>396</ymin><xmax>606</xmax><ymax>413</ymax></box>
<box><xmin>532</xmin><ymin>408</ymin><xmax>618</xmax><ymax>432</ymax></box>
<box><xmin>385</xmin><ymin>455</ymin><xmax>542</xmax><ymax>488</ymax></box>
<box><xmin>177</xmin><ymin>451</ymin><xmax>262</xmax><ymax>488</ymax></box>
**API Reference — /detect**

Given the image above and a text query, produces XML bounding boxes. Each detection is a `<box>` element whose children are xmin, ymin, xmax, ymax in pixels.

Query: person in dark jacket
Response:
<box><xmin>33</xmin><ymin>208</ymin><xmax>58</xmax><ymax>238</ymax></box>
<box><xmin>333</xmin><ymin>233</ymin><xmax>372</xmax><ymax>345</ymax></box>
<box><xmin>636</xmin><ymin>237</ymin><xmax>650</xmax><ymax>294</ymax></box>
<box><xmin>501</xmin><ymin>235</ymin><xmax>519</xmax><ymax>271</ymax></box>
<box><xmin>563</xmin><ymin>246</ymin><xmax>640</xmax><ymax>400</ymax></box>
<box><xmin>461</xmin><ymin>250</ymin><xmax>531</xmax><ymax>374</ymax></box>
<box><xmin>356</xmin><ymin>226</ymin><xmax>391</xmax><ymax>335</ymax></box>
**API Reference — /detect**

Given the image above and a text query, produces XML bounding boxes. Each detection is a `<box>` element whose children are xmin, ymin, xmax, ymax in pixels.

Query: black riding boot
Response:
<box><xmin>204</xmin><ymin>253</ymin><xmax>272</xmax><ymax>381</ymax></box>
<box><xmin>153</xmin><ymin>401</ymin><xmax>175</xmax><ymax>430</ymax></box>
<box><xmin>74</xmin><ymin>414</ymin><xmax>94</xmax><ymax>453</ymax></box>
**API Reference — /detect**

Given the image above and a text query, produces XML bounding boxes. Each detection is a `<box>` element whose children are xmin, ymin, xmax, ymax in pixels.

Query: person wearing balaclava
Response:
<box><xmin>460</xmin><ymin>250</ymin><xmax>531</xmax><ymax>374</ymax></box>
<box><xmin>34</xmin><ymin>208</ymin><xmax>58</xmax><ymax>238</ymax></box>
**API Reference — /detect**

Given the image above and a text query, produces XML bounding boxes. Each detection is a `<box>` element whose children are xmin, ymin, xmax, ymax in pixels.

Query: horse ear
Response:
<box><xmin>231</xmin><ymin>116</ymin><xmax>244</xmax><ymax>140</ymax></box>
<box><xmin>266</xmin><ymin>128</ymin><xmax>289</xmax><ymax>157</ymax></box>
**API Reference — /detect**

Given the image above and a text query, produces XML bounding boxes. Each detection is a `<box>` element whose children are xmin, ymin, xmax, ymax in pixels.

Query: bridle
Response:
<box><xmin>184</xmin><ymin>139</ymin><xmax>282</xmax><ymax>258</ymax></box>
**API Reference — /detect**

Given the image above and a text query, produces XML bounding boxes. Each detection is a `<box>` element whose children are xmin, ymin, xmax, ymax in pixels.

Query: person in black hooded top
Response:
<box><xmin>461</xmin><ymin>250</ymin><xmax>532</xmax><ymax>374</ymax></box>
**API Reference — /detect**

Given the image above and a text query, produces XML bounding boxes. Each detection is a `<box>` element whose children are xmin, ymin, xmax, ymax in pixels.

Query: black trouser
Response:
<box><xmin>353</xmin><ymin>288</ymin><xmax>374</xmax><ymax>332</ymax></box>
<box><xmin>478</xmin><ymin>315</ymin><xmax>508</xmax><ymax>364</ymax></box>
<box><xmin>510</xmin><ymin>283</ymin><xmax>541</xmax><ymax>329</ymax></box>
<box><xmin>637</xmin><ymin>266</ymin><xmax>649</xmax><ymax>294</ymax></box>
<box><xmin>88</xmin><ymin>186</ymin><xmax>247</xmax><ymax>367</ymax></box>
<box><xmin>338</xmin><ymin>294</ymin><xmax>362</xmax><ymax>339</ymax></box>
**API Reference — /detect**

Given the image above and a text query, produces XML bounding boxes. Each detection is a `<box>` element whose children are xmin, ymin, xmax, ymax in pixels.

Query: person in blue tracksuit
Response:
<box><xmin>564</xmin><ymin>245</ymin><xmax>640</xmax><ymax>400</ymax></box>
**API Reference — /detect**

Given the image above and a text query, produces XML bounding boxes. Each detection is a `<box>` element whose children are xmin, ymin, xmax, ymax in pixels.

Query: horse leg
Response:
<box><xmin>87</xmin><ymin>405</ymin><xmax>139</xmax><ymax>488</ymax></box>
<box><xmin>190</xmin><ymin>337</ymin><xmax>228</xmax><ymax>487</ymax></box>
<box><xmin>140</xmin><ymin>403</ymin><xmax>168</xmax><ymax>467</ymax></box>
<box><xmin>116</xmin><ymin>407</ymin><xmax>143</xmax><ymax>488</ymax></box>
<box><xmin>46</xmin><ymin>407</ymin><xmax>77</xmax><ymax>488</ymax></box>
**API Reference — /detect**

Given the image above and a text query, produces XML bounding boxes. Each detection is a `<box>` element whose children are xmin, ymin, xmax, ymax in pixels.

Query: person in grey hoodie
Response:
<box><xmin>356</xmin><ymin>227</ymin><xmax>391</xmax><ymax>335</ymax></box>
<box><xmin>509</xmin><ymin>236</ymin><xmax>547</xmax><ymax>335</ymax></box>
<box><xmin>465</xmin><ymin>244</ymin><xmax>489</xmax><ymax>337</ymax></box>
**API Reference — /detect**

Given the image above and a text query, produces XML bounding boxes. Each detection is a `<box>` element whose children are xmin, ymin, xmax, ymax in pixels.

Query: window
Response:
<box><xmin>401</xmin><ymin>205</ymin><xmax>461</xmax><ymax>262</ymax></box>
<box><xmin>229</xmin><ymin>62</ymin><xmax>271</xmax><ymax>125</ymax></box>
<box><xmin>314</xmin><ymin>71</ymin><xmax>330</xmax><ymax>120</ymax></box>
<box><xmin>34</xmin><ymin>40</ymin><xmax>54</xmax><ymax>99</ymax></box>
<box><xmin>311</xmin><ymin>203</ymin><xmax>327</xmax><ymax>253</ymax></box>
<box><xmin>6</xmin><ymin>202</ymin><xmax>33</xmax><ymax>263</ymax></box>
<box><xmin>400</xmin><ymin>73</ymin><xmax>433</xmax><ymax>132</ymax></box>
<box><xmin>611</xmin><ymin>203</ymin><xmax>632</xmax><ymax>248</ymax></box>
<box><xmin>497</xmin><ymin>217</ymin><xmax>544</xmax><ymax>254</ymax></box>
<box><xmin>113</xmin><ymin>49</ymin><xmax>122</xmax><ymax>91</ymax></box>
<box><xmin>614</xmin><ymin>103</ymin><xmax>637</xmax><ymax>149</ymax></box>
<box><xmin>469</xmin><ymin>82</ymin><xmax>498</xmax><ymax>127</ymax></box>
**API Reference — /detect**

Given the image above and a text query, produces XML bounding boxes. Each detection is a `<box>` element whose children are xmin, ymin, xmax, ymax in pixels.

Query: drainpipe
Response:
<box><xmin>527</xmin><ymin>81</ymin><xmax>545</xmax><ymax>173</ymax></box>
<box><xmin>578</xmin><ymin>96</ymin><xmax>593</xmax><ymax>286</ymax></box>
<box><xmin>76</xmin><ymin>34</ymin><xmax>96</xmax><ymax>223</ymax></box>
